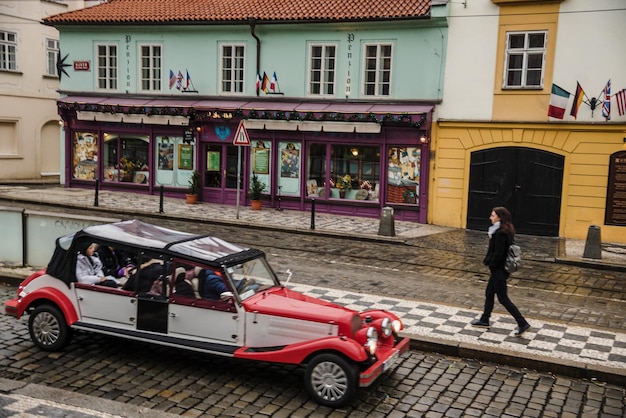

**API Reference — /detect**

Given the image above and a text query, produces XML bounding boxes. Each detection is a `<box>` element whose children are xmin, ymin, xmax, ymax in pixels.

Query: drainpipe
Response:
<box><xmin>249</xmin><ymin>18</ymin><xmax>261</xmax><ymax>97</ymax></box>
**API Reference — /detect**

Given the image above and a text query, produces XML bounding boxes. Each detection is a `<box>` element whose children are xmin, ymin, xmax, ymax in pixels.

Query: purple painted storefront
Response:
<box><xmin>59</xmin><ymin>96</ymin><xmax>433</xmax><ymax>222</ymax></box>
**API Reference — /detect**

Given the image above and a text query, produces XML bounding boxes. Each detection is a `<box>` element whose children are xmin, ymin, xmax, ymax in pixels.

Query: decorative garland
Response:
<box><xmin>58</xmin><ymin>102</ymin><xmax>426</xmax><ymax>128</ymax></box>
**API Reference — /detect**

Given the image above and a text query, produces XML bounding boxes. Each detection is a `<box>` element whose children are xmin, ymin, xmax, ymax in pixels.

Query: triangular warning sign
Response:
<box><xmin>233</xmin><ymin>121</ymin><xmax>251</xmax><ymax>146</ymax></box>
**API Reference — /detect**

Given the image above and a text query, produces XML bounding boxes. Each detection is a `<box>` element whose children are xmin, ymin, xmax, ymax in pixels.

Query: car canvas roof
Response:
<box><xmin>47</xmin><ymin>219</ymin><xmax>260</xmax><ymax>286</ymax></box>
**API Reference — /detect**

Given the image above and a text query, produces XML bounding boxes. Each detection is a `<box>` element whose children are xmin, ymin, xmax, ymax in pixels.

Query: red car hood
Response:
<box><xmin>243</xmin><ymin>287</ymin><xmax>357</xmax><ymax>325</ymax></box>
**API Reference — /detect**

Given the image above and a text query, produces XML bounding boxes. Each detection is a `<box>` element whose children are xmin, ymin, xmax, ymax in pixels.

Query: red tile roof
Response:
<box><xmin>43</xmin><ymin>0</ymin><xmax>431</xmax><ymax>25</ymax></box>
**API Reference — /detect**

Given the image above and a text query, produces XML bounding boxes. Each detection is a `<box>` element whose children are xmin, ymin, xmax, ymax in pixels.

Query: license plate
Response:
<box><xmin>383</xmin><ymin>350</ymin><xmax>400</xmax><ymax>371</ymax></box>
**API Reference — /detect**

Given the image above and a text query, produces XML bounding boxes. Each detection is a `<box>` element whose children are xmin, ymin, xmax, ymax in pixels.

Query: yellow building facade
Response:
<box><xmin>430</xmin><ymin>0</ymin><xmax>626</xmax><ymax>242</ymax></box>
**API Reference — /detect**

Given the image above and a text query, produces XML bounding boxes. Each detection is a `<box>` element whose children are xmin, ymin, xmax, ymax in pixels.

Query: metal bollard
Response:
<box><xmin>583</xmin><ymin>225</ymin><xmax>602</xmax><ymax>259</ymax></box>
<box><xmin>159</xmin><ymin>185</ymin><xmax>164</xmax><ymax>213</ymax></box>
<box><xmin>378</xmin><ymin>206</ymin><xmax>395</xmax><ymax>237</ymax></box>
<box><xmin>310</xmin><ymin>198</ymin><xmax>315</xmax><ymax>230</ymax></box>
<box><xmin>94</xmin><ymin>179</ymin><xmax>99</xmax><ymax>207</ymax></box>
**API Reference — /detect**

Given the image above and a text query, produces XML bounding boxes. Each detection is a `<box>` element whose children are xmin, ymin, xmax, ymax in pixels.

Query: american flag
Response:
<box><xmin>602</xmin><ymin>79</ymin><xmax>611</xmax><ymax>120</ymax></box>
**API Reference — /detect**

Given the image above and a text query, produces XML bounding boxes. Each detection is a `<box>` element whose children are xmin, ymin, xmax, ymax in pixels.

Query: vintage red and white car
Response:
<box><xmin>5</xmin><ymin>220</ymin><xmax>409</xmax><ymax>407</ymax></box>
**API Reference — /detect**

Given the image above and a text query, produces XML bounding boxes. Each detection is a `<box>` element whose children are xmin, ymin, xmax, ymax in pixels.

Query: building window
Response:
<box><xmin>220</xmin><ymin>44</ymin><xmax>245</xmax><ymax>94</ymax></box>
<box><xmin>45</xmin><ymin>38</ymin><xmax>59</xmax><ymax>77</ymax></box>
<box><xmin>362</xmin><ymin>43</ymin><xmax>392</xmax><ymax>97</ymax></box>
<box><xmin>97</xmin><ymin>44</ymin><xmax>117</xmax><ymax>90</ymax></box>
<box><xmin>504</xmin><ymin>31</ymin><xmax>546</xmax><ymax>89</ymax></box>
<box><xmin>103</xmin><ymin>134</ymin><xmax>150</xmax><ymax>184</ymax></box>
<box><xmin>308</xmin><ymin>44</ymin><xmax>336</xmax><ymax>96</ymax></box>
<box><xmin>0</xmin><ymin>30</ymin><xmax>17</xmax><ymax>71</ymax></box>
<box><xmin>140</xmin><ymin>44</ymin><xmax>161</xmax><ymax>91</ymax></box>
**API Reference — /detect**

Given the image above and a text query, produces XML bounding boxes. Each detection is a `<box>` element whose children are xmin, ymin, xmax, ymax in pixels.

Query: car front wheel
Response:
<box><xmin>28</xmin><ymin>304</ymin><xmax>72</xmax><ymax>351</ymax></box>
<box><xmin>304</xmin><ymin>353</ymin><xmax>358</xmax><ymax>408</ymax></box>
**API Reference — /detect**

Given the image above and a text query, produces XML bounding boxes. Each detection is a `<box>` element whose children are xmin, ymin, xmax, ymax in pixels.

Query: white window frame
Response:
<box><xmin>139</xmin><ymin>43</ymin><xmax>162</xmax><ymax>92</ymax></box>
<box><xmin>307</xmin><ymin>43</ymin><xmax>337</xmax><ymax>96</ymax></box>
<box><xmin>220</xmin><ymin>43</ymin><xmax>245</xmax><ymax>94</ymax></box>
<box><xmin>361</xmin><ymin>43</ymin><xmax>393</xmax><ymax>97</ymax></box>
<box><xmin>503</xmin><ymin>31</ymin><xmax>546</xmax><ymax>89</ymax></box>
<box><xmin>0</xmin><ymin>30</ymin><xmax>17</xmax><ymax>71</ymax></box>
<box><xmin>45</xmin><ymin>38</ymin><xmax>59</xmax><ymax>77</ymax></box>
<box><xmin>96</xmin><ymin>43</ymin><xmax>118</xmax><ymax>91</ymax></box>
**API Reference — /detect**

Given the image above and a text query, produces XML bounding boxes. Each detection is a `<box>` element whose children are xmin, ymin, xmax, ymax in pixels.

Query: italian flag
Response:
<box><xmin>548</xmin><ymin>84</ymin><xmax>570</xmax><ymax>119</ymax></box>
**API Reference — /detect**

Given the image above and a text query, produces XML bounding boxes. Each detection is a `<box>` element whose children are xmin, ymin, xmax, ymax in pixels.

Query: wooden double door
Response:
<box><xmin>467</xmin><ymin>147</ymin><xmax>564</xmax><ymax>236</ymax></box>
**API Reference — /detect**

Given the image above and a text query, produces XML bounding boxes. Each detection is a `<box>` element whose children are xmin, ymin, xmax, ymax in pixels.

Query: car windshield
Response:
<box><xmin>225</xmin><ymin>257</ymin><xmax>278</xmax><ymax>300</ymax></box>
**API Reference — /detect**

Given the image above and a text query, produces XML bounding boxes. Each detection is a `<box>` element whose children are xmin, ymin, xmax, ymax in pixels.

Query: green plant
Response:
<box><xmin>249</xmin><ymin>173</ymin><xmax>266</xmax><ymax>200</ymax></box>
<box><xmin>187</xmin><ymin>170</ymin><xmax>201</xmax><ymax>195</ymax></box>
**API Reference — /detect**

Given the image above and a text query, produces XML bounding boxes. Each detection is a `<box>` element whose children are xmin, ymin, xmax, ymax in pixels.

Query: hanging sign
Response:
<box><xmin>233</xmin><ymin>121</ymin><xmax>251</xmax><ymax>146</ymax></box>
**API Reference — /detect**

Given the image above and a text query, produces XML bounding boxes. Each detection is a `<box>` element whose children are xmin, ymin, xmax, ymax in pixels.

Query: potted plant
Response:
<box><xmin>249</xmin><ymin>173</ymin><xmax>266</xmax><ymax>210</ymax></box>
<box><xmin>186</xmin><ymin>170</ymin><xmax>201</xmax><ymax>204</ymax></box>
<box><xmin>336</xmin><ymin>174</ymin><xmax>352</xmax><ymax>198</ymax></box>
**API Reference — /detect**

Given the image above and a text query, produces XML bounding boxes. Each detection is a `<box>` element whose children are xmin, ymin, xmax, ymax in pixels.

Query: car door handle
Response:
<box><xmin>169</xmin><ymin>312</ymin><xmax>177</xmax><ymax>318</ymax></box>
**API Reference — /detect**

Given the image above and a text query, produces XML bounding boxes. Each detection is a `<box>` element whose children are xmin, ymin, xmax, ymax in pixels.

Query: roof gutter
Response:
<box><xmin>249</xmin><ymin>18</ymin><xmax>261</xmax><ymax>97</ymax></box>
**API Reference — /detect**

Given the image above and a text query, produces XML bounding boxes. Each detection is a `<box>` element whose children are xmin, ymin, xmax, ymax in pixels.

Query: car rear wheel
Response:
<box><xmin>304</xmin><ymin>353</ymin><xmax>358</xmax><ymax>408</ymax></box>
<box><xmin>28</xmin><ymin>304</ymin><xmax>72</xmax><ymax>351</ymax></box>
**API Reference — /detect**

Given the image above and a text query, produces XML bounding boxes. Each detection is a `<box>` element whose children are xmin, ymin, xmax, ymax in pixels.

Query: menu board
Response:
<box><xmin>605</xmin><ymin>151</ymin><xmax>626</xmax><ymax>225</ymax></box>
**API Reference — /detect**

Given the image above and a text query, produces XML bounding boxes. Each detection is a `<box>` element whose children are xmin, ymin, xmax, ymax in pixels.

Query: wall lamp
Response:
<box><xmin>351</xmin><ymin>148</ymin><xmax>359</xmax><ymax>157</ymax></box>
<box><xmin>419</xmin><ymin>133</ymin><xmax>429</xmax><ymax>144</ymax></box>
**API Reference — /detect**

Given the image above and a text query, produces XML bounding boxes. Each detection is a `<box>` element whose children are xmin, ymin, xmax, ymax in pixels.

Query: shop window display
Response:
<box><xmin>103</xmin><ymin>134</ymin><xmax>149</xmax><ymax>184</ymax></box>
<box><xmin>250</xmin><ymin>141</ymin><xmax>271</xmax><ymax>193</ymax></box>
<box><xmin>278</xmin><ymin>142</ymin><xmax>301</xmax><ymax>195</ymax></box>
<box><xmin>72</xmin><ymin>132</ymin><xmax>98</xmax><ymax>180</ymax></box>
<box><xmin>307</xmin><ymin>144</ymin><xmax>380</xmax><ymax>201</ymax></box>
<box><xmin>387</xmin><ymin>147</ymin><xmax>420</xmax><ymax>205</ymax></box>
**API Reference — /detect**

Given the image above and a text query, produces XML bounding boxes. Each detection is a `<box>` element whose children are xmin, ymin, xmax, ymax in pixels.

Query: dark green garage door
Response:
<box><xmin>467</xmin><ymin>147</ymin><xmax>564</xmax><ymax>236</ymax></box>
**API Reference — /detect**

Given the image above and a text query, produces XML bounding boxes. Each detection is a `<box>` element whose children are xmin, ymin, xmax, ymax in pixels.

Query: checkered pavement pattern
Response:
<box><xmin>0</xmin><ymin>393</ymin><xmax>117</xmax><ymax>418</ymax></box>
<box><xmin>290</xmin><ymin>284</ymin><xmax>626</xmax><ymax>371</ymax></box>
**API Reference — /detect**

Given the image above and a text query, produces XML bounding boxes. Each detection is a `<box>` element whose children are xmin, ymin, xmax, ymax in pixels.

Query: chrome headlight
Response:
<box><xmin>365</xmin><ymin>326</ymin><xmax>378</xmax><ymax>355</ymax></box>
<box><xmin>391</xmin><ymin>319</ymin><xmax>402</xmax><ymax>334</ymax></box>
<box><xmin>381</xmin><ymin>317</ymin><xmax>393</xmax><ymax>338</ymax></box>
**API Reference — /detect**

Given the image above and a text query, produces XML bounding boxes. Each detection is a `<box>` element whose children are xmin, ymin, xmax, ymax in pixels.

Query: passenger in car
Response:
<box><xmin>97</xmin><ymin>245</ymin><xmax>135</xmax><ymax>280</ymax></box>
<box><xmin>173</xmin><ymin>267</ymin><xmax>195</xmax><ymax>297</ymax></box>
<box><xmin>199</xmin><ymin>269</ymin><xmax>232</xmax><ymax>300</ymax></box>
<box><xmin>75</xmin><ymin>243</ymin><xmax>119</xmax><ymax>287</ymax></box>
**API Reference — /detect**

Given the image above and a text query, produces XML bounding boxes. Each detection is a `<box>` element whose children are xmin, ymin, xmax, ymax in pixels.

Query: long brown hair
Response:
<box><xmin>493</xmin><ymin>206</ymin><xmax>515</xmax><ymax>237</ymax></box>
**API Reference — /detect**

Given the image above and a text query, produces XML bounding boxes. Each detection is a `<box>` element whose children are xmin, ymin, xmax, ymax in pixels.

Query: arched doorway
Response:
<box><xmin>467</xmin><ymin>147</ymin><xmax>564</xmax><ymax>236</ymax></box>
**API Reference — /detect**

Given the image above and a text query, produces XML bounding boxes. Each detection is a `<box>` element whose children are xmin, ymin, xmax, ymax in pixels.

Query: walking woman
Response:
<box><xmin>471</xmin><ymin>206</ymin><xmax>531</xmax><ymax>336</ymax></box>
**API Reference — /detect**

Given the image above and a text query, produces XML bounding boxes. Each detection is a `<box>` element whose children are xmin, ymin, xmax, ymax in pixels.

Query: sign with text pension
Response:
<box><xmin>233</xmin><ymin>121</ymin><xmax>251</xmax><ymax>146</ymax></box>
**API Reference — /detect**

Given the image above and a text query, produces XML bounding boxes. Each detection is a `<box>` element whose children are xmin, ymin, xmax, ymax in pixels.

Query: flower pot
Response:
<box><xmin>251</xmin><ymin>199</ymin><xmax>262</xmax><ymax>210</ymax></box>
<box><xmin>186</xmin><ymin>194</ymin><xmax>198</xmax><ymax>204</ymax></box>
<box><xmin>339</xmin><ymin>189</ymin><xmax>346</xmax><ymax>199</ymax></box>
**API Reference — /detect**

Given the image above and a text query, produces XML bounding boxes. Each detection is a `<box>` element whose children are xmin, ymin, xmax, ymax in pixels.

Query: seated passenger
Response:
<box><xmin>97</xmin><ymin>245</ymin><xmax>134</xmax><ymax>279</ymax></box>
<box><xmin>173</xmin><ymin>267</ymin><xmax>195</xmax><ymax>298</ymax></box>
<box><xmin>199</xmin><ymin>269</ymin><xmax>231</xmax><ymax>300</ymax></box>
<box><xmin>76</xmin><ymin>243</ymin><xmax>119</xmax><ymax>288</ymax></box>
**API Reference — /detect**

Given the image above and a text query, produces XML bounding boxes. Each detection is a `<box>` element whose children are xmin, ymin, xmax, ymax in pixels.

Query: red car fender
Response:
<box><xmin>15</xmin><ymin>287</ymin><xmax>79</xmax><ymax>325</ymax></box>
<box><xmin>233</xmin><ymin>335</ymin><xmax>369</xmax><ymax>365</ymax></box>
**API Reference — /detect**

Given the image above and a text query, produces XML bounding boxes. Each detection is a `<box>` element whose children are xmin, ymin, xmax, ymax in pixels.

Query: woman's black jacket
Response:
<box><xmin>483</xmin><ymin>228</ymin><xmax>512</xmax><ymax>271</ymax></box>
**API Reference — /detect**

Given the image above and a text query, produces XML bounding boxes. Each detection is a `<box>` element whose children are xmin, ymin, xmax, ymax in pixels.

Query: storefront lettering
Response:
<box><xmin>346</xmin><ymin>33</ymin><xmax>354</xmax><ymax>96</ymax></box>
<box><xmin>125</xmin><ymin>35</ymin><xmax>131</xmax><ymax>89</ymax></box>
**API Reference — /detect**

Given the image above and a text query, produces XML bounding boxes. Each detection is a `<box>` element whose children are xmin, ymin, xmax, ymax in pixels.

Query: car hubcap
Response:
<box><xmin>33</xmin><ymin>312</ymin><xmax>60</xmax><ymax>346</ymax></box>
<box><xmin>311</xmin><ymin>361</ymin><xmax>348</xmax><ymax>401</ymax></box>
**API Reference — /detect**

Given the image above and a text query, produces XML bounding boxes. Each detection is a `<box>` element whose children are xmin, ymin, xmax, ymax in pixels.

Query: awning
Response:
<box><xmin>59</xmin><ymin>96</ymin><xmax>433</xmax><ymax>131</ymax></box>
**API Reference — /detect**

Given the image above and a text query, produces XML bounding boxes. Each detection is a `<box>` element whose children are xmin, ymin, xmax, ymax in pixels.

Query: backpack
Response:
<box><xmin>504</xmin><ymin>243</ymin><xmax>522</xmax><ymax>273</ymax></box>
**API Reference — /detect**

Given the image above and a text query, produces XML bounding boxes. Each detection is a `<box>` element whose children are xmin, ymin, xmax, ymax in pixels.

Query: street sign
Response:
<box><xmin>233</xmin><ymin>121</ymin><xmax>251</xmax><ymax>146</ymax></box>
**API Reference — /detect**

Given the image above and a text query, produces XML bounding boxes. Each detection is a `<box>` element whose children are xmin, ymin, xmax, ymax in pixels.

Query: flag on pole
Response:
<box><xmin>569</xmin><ymin>82</ymin><xmax>586</xmax><ymax>119</ymax></box>
<box><xmin>176</xmin><ymin>70</ymin><xmax>183</xmax><ymax>90</ymax></box>
<box><xmin>548</xmin><ymin>84</ymin><xmax>570</xmax><ymax>119</ymax></box>
<box><xmin>184</xmin><ymin>70</ymin><xmax>191</xmax><ymax>90</ymax></box>
<box><xmin>169</xmin><ymin>70</ymin><xmax>176</xmax><ymax>89</ymax></box>
<box><xmin>255</xmin><ymin>73</ymin><xmax>261</xmax><ymax>91</ymax></box>
<box><xmin>261</xmin><ymin>72</ymin><xmax>269</xmax><ymax>93</ymax></box>
<box><xmin>270</xmin><ymin>71</ymin><xmax>277</xmax><ymax>91</ymax></box>
<box><xmin>616</xmin><ymin>88</ymin><xmax>626</xmax><ymax>117</ymax></box>
<box><xmin>602</xmin><ymin>79</ymin><xmax>611</xmax><ymax>120</ymax></box>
